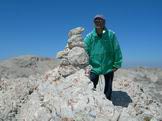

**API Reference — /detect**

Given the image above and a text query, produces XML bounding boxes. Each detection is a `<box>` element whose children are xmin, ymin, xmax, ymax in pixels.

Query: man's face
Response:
<box><xmin>94</xmin><ymin>18</ymin><xmax>105</xmax><ymax>29</ymax></box>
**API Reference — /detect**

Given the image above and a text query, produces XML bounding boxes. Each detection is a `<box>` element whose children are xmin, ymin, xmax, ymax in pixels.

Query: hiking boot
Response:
<box><xmin>92</xmin><ymin>87</ymin><xmax>96</xmax><ymax>91</ymax></box>
<box><xmin>88</xmin><ymin>81</ymin><xmax>92</xmax><ymax>84</ymax></box>
<box><xmin>106</xmin><ymin>95</ymin><xmax>112</xmax><ymax>101</ymax></box>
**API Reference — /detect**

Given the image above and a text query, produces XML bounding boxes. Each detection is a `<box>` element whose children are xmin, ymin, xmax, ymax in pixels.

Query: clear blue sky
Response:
<box><xmin>0</xmin><ymin>0</ymin><xmax>162</xmax><ymax>67</ymax></box>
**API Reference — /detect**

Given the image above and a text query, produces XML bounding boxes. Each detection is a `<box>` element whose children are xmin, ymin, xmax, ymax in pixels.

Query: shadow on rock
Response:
<box><xmin>111</xmin><ymin>91</ymin><xmax>132</xmax><ymax>107</ymax></box>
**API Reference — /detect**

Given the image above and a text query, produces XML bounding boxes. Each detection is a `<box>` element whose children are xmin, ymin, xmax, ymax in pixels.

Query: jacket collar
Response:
<box><xmin>92</xmin><ymin>27</ymin><xmax>108</xmax><ymax>38</ymax></box>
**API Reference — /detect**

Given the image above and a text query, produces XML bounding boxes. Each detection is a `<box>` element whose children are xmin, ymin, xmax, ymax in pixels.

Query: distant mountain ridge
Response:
<box><xmin>0</xmin><ymin>55</ymin><xmax>59</xmax><ymax>79</ymax></box>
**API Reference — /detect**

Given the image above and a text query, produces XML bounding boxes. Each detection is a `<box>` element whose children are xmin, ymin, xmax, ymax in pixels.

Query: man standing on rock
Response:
<box><xmin>84</xmin><ymin>15</ymin><xmax>122</xmax><ymax>100</ymax></box>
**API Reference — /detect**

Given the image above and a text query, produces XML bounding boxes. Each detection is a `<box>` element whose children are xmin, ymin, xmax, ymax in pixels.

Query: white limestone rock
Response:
<box><xmin>67</xmin><ymin>47</ymin><xmax>89</xmax><ymax>68</ymax></box>
<box><xmin>68</xmin><ymin>35</ymin><xmax>84</xmax><ymax>49</ymax></box>
<box><xmin>68</xmin><ymin>27</ymin><xmax>84</xmax><ymax>38</ymax></box>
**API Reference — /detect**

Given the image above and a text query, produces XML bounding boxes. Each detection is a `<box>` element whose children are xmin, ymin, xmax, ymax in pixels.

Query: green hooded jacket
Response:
<box><xmin>84</xmin><ymin>28</ymin><xmax>123</xmax><ymax>75</ymax></box>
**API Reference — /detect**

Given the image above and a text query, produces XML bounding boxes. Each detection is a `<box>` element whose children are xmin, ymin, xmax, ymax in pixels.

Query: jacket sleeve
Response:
<box><xmin>84</xmin><ymin>34</ymin><xmax>91</xmax><ymax>56</ymax></box>
<box><xmin>112</xmin><ymin>33</ymin><xmax>123</xmax><ymax>68</ymax></box>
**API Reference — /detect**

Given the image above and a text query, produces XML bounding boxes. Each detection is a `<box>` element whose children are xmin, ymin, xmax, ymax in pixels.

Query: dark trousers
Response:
<box><xmin>90</xmin><ymin>71</ymin><xmax>114</xmax><ymax>100</ymax></box>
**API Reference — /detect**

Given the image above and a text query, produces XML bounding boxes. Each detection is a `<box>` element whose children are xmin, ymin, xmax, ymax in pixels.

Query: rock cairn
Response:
<box><xmin>56</xmin><ymin>27</ymin><xmax>89</xmax><ymax>78</ymax></box>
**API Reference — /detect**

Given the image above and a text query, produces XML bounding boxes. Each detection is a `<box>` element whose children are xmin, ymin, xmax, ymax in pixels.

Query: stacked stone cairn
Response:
<box><xmin>56</xmin><ymin>27</ymin><xmax>89</xmax><ymax>78</ymax></box>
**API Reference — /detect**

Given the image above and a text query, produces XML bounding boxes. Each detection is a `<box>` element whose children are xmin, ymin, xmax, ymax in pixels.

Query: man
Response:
<box><xmin>84</xmin><ymin>15</ymin><xmax>122</xmax><ymax>100</ymax></box>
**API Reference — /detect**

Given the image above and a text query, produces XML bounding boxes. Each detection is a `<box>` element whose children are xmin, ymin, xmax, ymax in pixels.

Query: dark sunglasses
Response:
<box><xmin>94</xmin><ymin>19</ymin><xmax>104</xmax><ymax>23</ymax></box>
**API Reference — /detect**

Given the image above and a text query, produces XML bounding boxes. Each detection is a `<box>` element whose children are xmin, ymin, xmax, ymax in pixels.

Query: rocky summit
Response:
<box><xmin>0</xmin><ymin>27</ymin><xmax>162</xmax><ymax>121</ymax></box>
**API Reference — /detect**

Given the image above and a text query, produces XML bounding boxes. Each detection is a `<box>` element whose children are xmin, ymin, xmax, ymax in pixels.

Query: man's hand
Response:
<box><xmin>112</xmin><ymin>68</ymin><xmax>118</xmax><ymax>72</ymax></box>
<box><xmin>85</xmin><ymin>68</ymin><xmax>90</xmax><ymax>77</ymax></box>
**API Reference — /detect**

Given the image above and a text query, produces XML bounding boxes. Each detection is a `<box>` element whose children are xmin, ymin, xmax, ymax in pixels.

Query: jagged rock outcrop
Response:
<box><xmin>17</xmin><ymin>69</ymin><xmax>120</xmax><ymax>121</ymax></box>
<box><xmin>0</xmin><ymin>75</ymin><xmax>41</xmax><ymax>121</ymax></box>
